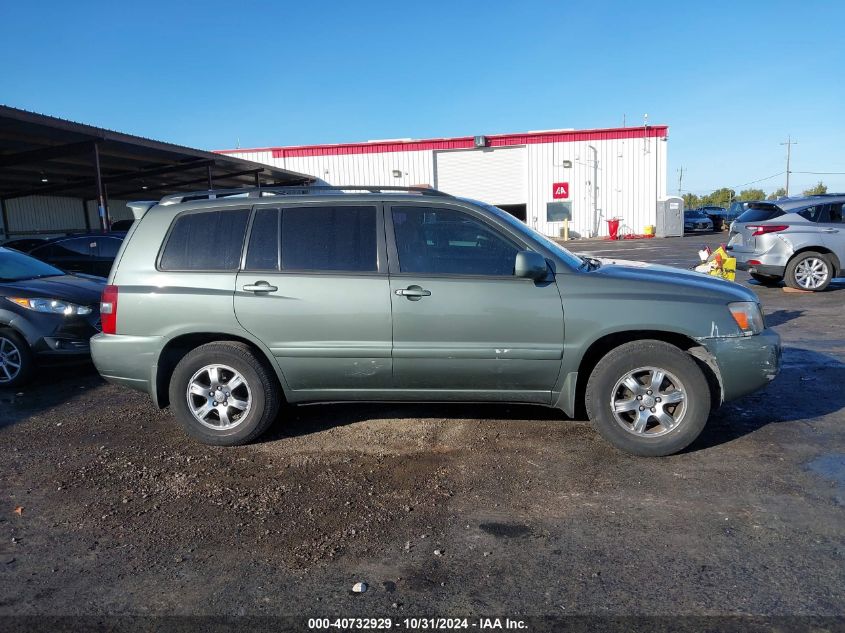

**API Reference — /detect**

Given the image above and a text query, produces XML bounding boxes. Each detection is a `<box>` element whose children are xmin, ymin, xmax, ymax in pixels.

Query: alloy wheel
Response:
<box><xmin>610</xmin><ymin>366</ymin><xmax>687</xmax><ymax>437</ymax></box>
<box><xmin>794</xmin><ymin>257</ymin><xmax>829</xmax><ymax>290</ymax></box>
<box><xmin>186</xmin><ymin>364</ymin><xmax>252</xmax><ymax>430</ymax></box>
<box><xmin>0</xmin><ymin>336</ymin><xmax>23</xmax><ymax>384</ymax></box>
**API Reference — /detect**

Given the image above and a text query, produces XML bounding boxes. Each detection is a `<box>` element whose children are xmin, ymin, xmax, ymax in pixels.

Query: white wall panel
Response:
<box><xmin>434</xmin><ymin>146</ymin><xmax>526</xmax><ymax>205</ymax></box>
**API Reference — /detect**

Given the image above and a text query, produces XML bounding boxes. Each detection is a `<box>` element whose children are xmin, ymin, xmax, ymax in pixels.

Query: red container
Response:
<box><xmin>607</xmin><ymin>218</ymin><xmax>620</xmax><ymax>240</ymax></box>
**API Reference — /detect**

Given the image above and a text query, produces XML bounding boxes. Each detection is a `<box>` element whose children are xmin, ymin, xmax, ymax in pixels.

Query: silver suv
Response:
<box><xmin>728</xmin><ymin>194</ymin><xmax>844</xmax><ymax>290</ymax></box>
<box><xmin>90</xmin><ymin>186</ymin><xmax>781</xmax><ymax>457</ymax></box>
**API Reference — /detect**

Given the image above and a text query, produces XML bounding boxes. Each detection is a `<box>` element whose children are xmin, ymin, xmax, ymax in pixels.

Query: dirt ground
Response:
<box><xmin>1</xmin><ymin>234</ymin><xmax>843</xmax><ymax>628</ymax></box>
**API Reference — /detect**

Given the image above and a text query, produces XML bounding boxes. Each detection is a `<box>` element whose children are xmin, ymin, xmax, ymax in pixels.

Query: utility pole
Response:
<box><xmin>780</xmin><ymin>135</ymin><xmax>797</xmax><ymax>196</ymax></box>
<box><xmin>677</xmin><ymin>166</ymin><xmax>685</xmax><ymax>196</ymax></box>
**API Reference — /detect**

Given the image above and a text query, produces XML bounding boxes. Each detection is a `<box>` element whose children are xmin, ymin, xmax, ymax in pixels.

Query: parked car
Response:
<box><xmin>90</xmin><ymin>186</ymin><xmax>780</xmax><ymax>457</ymax></box>
<box><xmin>0</xmin><ymin>247</ymin><xmax>104</xmax><ymax>386</ymax></box>
<box><xmin>684</xmin><ymin>210</ymin><xmax>714</xmax><ymax>232</ymax></box>
<box><xmin>1</xmin><ymin>237</ymin><xmax>49</xmax><ymax>252</ymax></box>
<box><xmin>110</xmin><ymin>219</ymin><xmax>135</xmax><ymax>231</ymax></box>
<box><xmin>728</xmin><ymin>195</ymin><xmax>844</xmax><ymax>290</ymax></box>
<box><xmin>22</xmin><ymin>232</ymin><xmax>126</xmax><ymax>277</ymax></box>
<box><xmin>699</xmin><ymin>205</ymin><xmax>732</xmax><ymax>231</ymax></box>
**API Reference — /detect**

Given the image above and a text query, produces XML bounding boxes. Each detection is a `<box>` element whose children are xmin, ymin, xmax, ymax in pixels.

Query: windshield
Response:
<box><xmin>0</xmin><ymin>248</ymin><xmax>64</xmax><ymax>281</ymax></box>
<box><xmin>685</xmin><ymin>210</ymin><xmax>706</xmax><ymax>217</ymax></box>
<box><xmin>477</xmin><ymin>202</ymin><xmax>584</xmax><ymax>270</ymax></box>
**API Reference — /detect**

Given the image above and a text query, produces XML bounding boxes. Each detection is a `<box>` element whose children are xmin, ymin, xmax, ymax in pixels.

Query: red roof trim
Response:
<box><xmin>217</xmin><ymin>126</ymin><xmax>668</xmax><ymax>159</ymax></box>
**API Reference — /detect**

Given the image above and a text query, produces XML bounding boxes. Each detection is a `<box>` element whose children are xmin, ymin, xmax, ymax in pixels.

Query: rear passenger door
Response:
<box><xmin>234</xmin><ymin>203</ymin><xmax>392</xmax><ymax>393</ymax></box>
<box><xmin>818</xmin><ymin>202</ymin><xmax>845</xmax><ymax>268</ymax></box>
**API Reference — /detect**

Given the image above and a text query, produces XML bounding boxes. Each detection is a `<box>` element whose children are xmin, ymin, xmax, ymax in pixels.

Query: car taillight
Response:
<box><xmin>747</xmin><ymin>224</ymin><xmax>789</xmax><ymax>236</ymax></box>
<box><xmin>100</xmin><ymin>285</ymin><xmax>118</xmax><ymax>334</ymax></box>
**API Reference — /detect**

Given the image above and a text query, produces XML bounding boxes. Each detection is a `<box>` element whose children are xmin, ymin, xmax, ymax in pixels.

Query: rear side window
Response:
<box><xmin>159</xmin><ymin>209</ymin><xmax>249</xmax><ymax>271</ymax></box>
<box><xmin>737</xmin><ymin>205</ymin><xmax>784</xmax><ymax>223</ymax></box>
<box><xmin>280</xmin><ymin>206</ymin><xmax>377</xmax><ymax>272</ymax></box>
<box><xmin>797</xmin><ymin>205</ymin><xmax>829</xmax><ymax>222</ymax></box>
<box><xmin>245</xmin><ymin>208</ymin><xmax>280</xmax><ymax>270</ymax></box>
<box><xmin>828</xmin><ymin>203</ymin><xmax>844</xmax><ymax>223</ymax></box>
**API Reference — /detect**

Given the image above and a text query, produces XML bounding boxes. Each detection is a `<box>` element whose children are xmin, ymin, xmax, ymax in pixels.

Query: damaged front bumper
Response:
<box><xmin>699</xmin><ymin>329</ymin><xmax>782</xmax><ymax>402</ymax></box>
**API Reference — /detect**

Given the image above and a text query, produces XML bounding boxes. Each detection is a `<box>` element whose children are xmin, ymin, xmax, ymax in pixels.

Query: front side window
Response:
<box><xmin>391</xmin><ymin>206</ymin><xmax>519</xmax><ymax>276</ymax></box>
<box><xmin>280</xmin><ymin>206</ymin><xmax>377</xmax><ymax>272</ymax></box>
<box><xmin>824</xmin><ymin>203</ymin><xmax>843</xmax><ymax>223</ymax></box>
<box><xmin>159</xmin><ymin>209</ymin><xmax>250</xmax><ymax>271</ymax></box>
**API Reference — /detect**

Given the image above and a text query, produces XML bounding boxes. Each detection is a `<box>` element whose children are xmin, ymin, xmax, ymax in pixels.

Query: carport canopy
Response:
<box><xmin>0</xmin><ymin>105</ymin><xmax>314</xmax><ymax>230</ymax></box>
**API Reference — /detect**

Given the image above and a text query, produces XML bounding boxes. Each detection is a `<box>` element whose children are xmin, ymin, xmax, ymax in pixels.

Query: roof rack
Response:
<box><xmin>158</xmin><ymin>185</ymin><xmax>453</xmax><ymax>205</ymax></box>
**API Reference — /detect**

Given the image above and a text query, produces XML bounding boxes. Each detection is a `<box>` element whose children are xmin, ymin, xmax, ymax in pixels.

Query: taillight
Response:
<box><xmin>747</xmin><ymin>224</ymin><xmax>789</xmax><ymax>236</ymax></box>
<box><xmin>100</xmin><ymin>285</ymin><xmax>118</xmax><ymax>334</ymax></box>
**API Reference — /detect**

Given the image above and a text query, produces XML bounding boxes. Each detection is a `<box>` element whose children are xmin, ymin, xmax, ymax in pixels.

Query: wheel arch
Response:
<box><xmin>788</xmin><ymin>246</ymin><xmax>840</xmax><ymax>276</ymax></box>
<box><xmin>154</xmin><ymin>332</ymin><xmax>287</xmax><ymax>408</ymax></box>
<box><xmin>569</xmin><ymin>330</ymin><xmax>722</xmax><ymax>418</ymax></box>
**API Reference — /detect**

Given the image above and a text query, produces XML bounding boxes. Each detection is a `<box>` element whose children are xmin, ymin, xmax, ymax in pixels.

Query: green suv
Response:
<box><xmin>90</xmin><ymin>186</ymin><xmax>781</xmax><ymax>456</ymax></box>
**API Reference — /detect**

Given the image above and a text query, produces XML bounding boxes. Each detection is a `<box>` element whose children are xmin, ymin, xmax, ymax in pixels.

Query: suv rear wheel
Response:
<box><xmin>785</xmin><ymin>251</ymin><xmax>833</xmax><ymax>291</ymax></box>
<box><xmin>585</xmin><ymin>340</ymin><xmax>710</xmax><ymax>456</ymax></box>
<box><xmin>169</xmin><ymin>341</ymin><xmax>280</xmax><ymax>445</ymax></box>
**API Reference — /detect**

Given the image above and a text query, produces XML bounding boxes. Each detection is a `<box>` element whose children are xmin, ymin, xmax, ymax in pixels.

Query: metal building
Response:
<box><xmin>219</xmin><ymin>125</ymin><xmax>669</xmax><ymax>238</ymax></box>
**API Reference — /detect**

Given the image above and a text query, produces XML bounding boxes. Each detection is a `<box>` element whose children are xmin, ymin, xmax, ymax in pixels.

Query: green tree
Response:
<box><xmin>701</xmin><ymin>188</ymin><xmax>735</xmax><ymax>208</ymax></box>
<box><xmin>767</xmin><ymin>188</ymin><xmax>786</xmax><ymax>200</ymax></box>
<box><xmin>802</xmin><ymin>181</ymin><xmax>827</xmax><ymax>195</ymax></box>
<box><xmin>738</xmin><ymin>188</ymin><xmax>766</xmax><ymax>201</ymax></box>
<box><xmin>682</xmin><ymin>193</ymin><xmax>700</xmax><ymax>209</ymax></box>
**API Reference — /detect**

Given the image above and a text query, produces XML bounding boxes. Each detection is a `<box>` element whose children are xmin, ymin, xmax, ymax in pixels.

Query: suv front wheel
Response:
<box><xmin>585</xmin><ymin>340</ymin><xmax>711</xmax><ymax>456</ymax></box>
<box><xmin>169</xmin><ymin>341</ymin><xmax>280</xmax><ymax>445</ymax></box>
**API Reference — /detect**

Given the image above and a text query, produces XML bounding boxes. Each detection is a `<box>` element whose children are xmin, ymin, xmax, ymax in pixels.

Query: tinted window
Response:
<box><xmin>95</xmin><ymin>237</ymin><xmax>123</xmax><ymax>259</ymax></box>
<box><xmin>245</xmin><ymin>208</ymin><xmax>280</xmax><ymax>270</ymax></box>
<box><xmin>281</xmin><ymin>206</ymin><xmax>377</xmax><ymax>272</ymax></box>
<box><xmin>737</xmin><ymin>205</ymin><xmax>784</xmax><ymax>223</ymax></box>
<box><xmin>160</xmin><ymin>209</ymin><xmax>249</xmax><ymax>271</ymax></box>
<box><xmin>828</xmin><ymin>203</ymin><xmax>844</xmax><ymax>223</ymax></box>
<box><xmin>392</xmin><ymin>206</ymin><xmax>519</xmax><ymax>276</ymax></box>
<box><xmin>797</xmin><ymin>205</ymin><xmax>829</xmax><ymax>222</ymax></box>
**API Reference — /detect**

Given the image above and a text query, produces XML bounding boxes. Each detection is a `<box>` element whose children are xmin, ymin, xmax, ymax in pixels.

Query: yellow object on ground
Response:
<box><xmin>694</xmin><ymin>245</ymin><xmax>736</xmax><ymax>281</ymax></box>
<box><xmin>644</xmin><ymin>225</ymin><xmax>655</xmax><ymax>236</ymax></box>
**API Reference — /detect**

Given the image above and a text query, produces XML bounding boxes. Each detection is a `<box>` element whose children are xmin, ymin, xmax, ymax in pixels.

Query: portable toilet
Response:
<box><xmin>656</xmin><ymin>196</ymin><xmax>684</xmax><ymax>238</ymax></box>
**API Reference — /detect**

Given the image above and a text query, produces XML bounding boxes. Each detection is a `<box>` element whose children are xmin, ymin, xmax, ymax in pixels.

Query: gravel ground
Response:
<box><xmin>1</xmin><ymin>234</ymin><xmax>843</xmax><ymax>625</ymax></box>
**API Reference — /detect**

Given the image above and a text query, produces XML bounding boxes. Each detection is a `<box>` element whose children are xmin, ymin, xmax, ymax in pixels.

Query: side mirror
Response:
<box><xmin>514</xmin><ymin>250</ymin><xmax>548</xmax><ymax>280</ymax></box>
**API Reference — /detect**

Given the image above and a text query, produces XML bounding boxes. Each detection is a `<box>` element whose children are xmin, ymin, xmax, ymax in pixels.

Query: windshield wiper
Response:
<box><xmin>579</xmin><ymin>256</ymin><xmax>602</xmax><ymax>271</ymax></box>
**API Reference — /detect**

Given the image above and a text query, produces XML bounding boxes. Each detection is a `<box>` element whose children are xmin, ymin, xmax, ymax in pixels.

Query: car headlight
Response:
<box><xmin>728</xmin><ymin>301</ymin><xmax>764</xmax><ymax>336</ymax></box>
<box><xmin>7</xmin><ymin>297</ymin><xmax>93</xmax><ymax>316</ymax></box>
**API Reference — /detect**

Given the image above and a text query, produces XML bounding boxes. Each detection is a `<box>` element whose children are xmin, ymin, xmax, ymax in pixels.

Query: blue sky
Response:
<box><xmin>1</xmin><ymin>0</ymin><xmax>843</xmax><ymax>196</ymax></box>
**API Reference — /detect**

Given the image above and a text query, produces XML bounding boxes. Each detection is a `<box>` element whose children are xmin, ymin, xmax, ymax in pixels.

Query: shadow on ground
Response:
<box><xmin>689</xmin><ymin>347</ymin><xmax>845</xmax><ymax>451</ymax></box>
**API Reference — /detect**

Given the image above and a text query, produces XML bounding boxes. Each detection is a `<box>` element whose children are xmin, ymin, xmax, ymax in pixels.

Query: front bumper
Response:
<box><xmin>700</xmin><ymin>329</ymin><xmax>781</xmax><ymax>402</ymax></box>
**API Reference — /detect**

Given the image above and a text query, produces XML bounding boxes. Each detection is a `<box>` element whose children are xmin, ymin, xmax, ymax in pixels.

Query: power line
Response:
<box><xmin>731</xmin><ymin>171</ymin><xmax>785</xmax><ymax>190</ymax></box>
<box><xmin>792</xmin><ymin>170</ymin><xmax>845</xmax><ymax>175</ymax></box>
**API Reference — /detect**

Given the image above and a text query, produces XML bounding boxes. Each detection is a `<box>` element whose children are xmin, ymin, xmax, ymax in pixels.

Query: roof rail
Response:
<box><xmin>158</xmin><ymin>185</ymin><xmax>453</xmax><ymax>205</ymax></box>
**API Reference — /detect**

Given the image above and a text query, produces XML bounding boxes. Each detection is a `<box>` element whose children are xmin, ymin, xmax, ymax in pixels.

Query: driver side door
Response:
<box><xmin>386</xmin><ymin>203</ymin><xmax>564</xmax><ymax>403</ymax></box>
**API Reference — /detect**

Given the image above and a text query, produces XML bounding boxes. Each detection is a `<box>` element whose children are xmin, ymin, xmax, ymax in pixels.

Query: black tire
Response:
<box><xmin>585</xmin><ymin>340</ymin><xmax>711</xmax><ymax>457</ymax></box>
<box><xmin>168</xmin><ymin>341</ymin><xmax>280</xmax><ymax>446</ymax></box>
<box><xmin>0</xmin><ymin>329</ymin><xmax>35</xmax><ymax>388</ymax></box>
<box><xmin>750</xmin><ymin>272</ymin><xmax>782</xmax><ymax>286</ymax></box>
<box><xmin>785</xmin><ymin>251</ymin><xmax>833</xmax><ymax>292</ymax></box>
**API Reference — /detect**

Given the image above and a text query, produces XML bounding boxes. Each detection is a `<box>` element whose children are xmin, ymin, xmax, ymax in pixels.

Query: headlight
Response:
<box><xmin>728</xmin><ymin>301</ymin><xmax>764</xmax><ymax>336</ymax></box>
<box><xmin>7</xmin><ymin>297</ymin><xmax>93</xmax><ymax>316</ymax></box>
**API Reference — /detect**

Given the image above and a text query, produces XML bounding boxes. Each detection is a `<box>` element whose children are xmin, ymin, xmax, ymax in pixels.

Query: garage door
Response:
<box><xmin>434</xmin><ymin>146</ymin><xmax>527</xmax><ymax>206</ymax></box>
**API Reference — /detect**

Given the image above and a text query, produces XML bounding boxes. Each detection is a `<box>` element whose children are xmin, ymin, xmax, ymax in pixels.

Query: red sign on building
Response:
<box><xmin>552</xmin><ymin>182</ymin><xmax>569</xmax><ymax>199</ymax></box>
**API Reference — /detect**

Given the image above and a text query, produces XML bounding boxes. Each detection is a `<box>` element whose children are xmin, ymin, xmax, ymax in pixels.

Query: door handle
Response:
<box><xmin>395</xmin><ymin>285</ymin><xmax>431</xmax><ymax>301</ymax></box>
<box><xmin>243</xmin><ymin>281</ymin><xmax>278</xmax><ymax>293</ymax></box>
<box><xmin>821</xmin><ymin>228</ymin><xmax>839</xmax><ymax>233</ymax></box>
